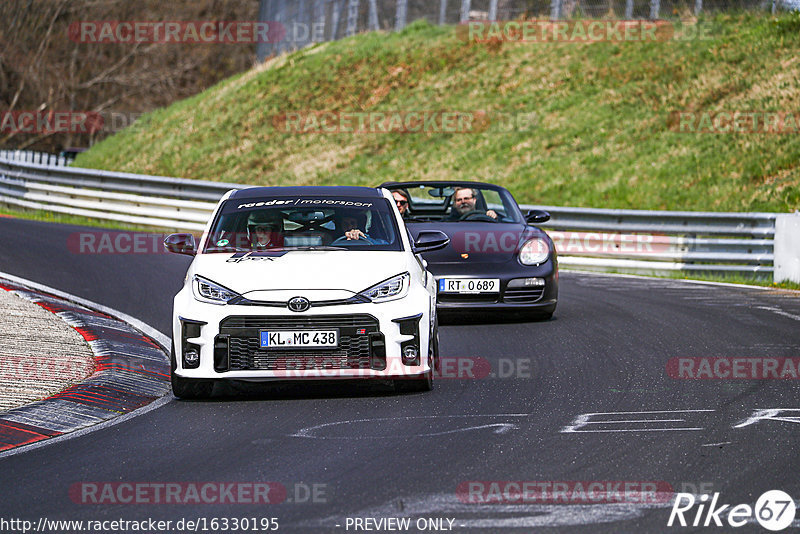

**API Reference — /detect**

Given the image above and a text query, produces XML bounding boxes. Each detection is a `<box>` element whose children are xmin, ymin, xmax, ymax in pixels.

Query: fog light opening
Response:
<box><xmin>402</xmin><ymin>345</ymin><xmax>419</xmax><ymax>365</ymax></box>
<box><xmin>183</xmin><ymin>347</ymin><xmax>200</xmax><ymax>368</ymax></box>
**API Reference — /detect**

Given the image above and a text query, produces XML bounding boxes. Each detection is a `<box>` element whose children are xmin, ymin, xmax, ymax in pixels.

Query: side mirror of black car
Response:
<box><xmin>526</xmin><ymin>209</ymin><xmax>551</xmax><ymax>224</ymax></box>
<box><xmin>164</xmin><ymin>233</ymin><xmax>197</xmax><ymax>256</ymax></box>
<box><xmin>412</xmin><ymin>231</ymin><xmax>450</xmax><ymax>254</ymax></box>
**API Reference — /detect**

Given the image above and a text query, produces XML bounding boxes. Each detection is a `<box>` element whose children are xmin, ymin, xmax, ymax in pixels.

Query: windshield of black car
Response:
<box><xmin>388</xmin><ymin>185</ymin><xmax>522</xmax><ymax>223</ymax></box>
<box><xmin>203</xmin><ymin>197</ymin><xmax>403</xmax><ymax>252</ymax></box>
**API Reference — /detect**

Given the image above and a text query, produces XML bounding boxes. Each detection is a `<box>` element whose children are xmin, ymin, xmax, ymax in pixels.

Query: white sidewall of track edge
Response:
<box><xmin>0</xmin><ymin>270</ymin><xmax>172</xmax><ymax>459</ymax></box>
<box><xmin>560</xmin><ymin>269</ymin><xmax>799</xmax><ymax>292</ymax></box>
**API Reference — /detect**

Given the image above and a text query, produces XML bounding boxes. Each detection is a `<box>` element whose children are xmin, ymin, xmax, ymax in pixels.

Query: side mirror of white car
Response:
<box><xmin>164</xmin><ymin>233</ymin><xmax>197</xmax><ymax>256</ymax></box>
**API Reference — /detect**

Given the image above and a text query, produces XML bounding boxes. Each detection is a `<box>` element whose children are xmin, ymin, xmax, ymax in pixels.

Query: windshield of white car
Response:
<box><xmin>203</xmin><ymin>198</ymin><xmax>404</xmax><ymax>253</ymax></box>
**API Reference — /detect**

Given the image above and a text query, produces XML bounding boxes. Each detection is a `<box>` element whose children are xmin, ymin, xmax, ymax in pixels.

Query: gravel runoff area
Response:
<box><xmin>0</xmin><ymin>288</ymin><xmax>95</xmax><ymax>412</ymax></box>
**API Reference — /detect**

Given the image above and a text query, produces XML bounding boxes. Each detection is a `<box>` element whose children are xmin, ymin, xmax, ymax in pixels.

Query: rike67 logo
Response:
<box><xmin>668</xmin><ymin>490</ymin><xmax>796</xmax><ymax>531</ymax></box>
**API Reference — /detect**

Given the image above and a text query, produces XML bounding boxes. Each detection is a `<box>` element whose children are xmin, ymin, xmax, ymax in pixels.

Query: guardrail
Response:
<box><xmin>0</xmin><ymin>155</ymin><xmax>795</xmax><ymax>281</ymax></box>
<box><xmin>0</xmin><ymin>158</ymin><xmax>236</xmax><ymax>231</ymax></box>
<box><xmin>0</xmin><ymin>149</ymin><xmax>74</xmax><ymax>167</ymax></box>
<box><xmin>531</xmin><ymin>205</ymin><xmax>778</xmax><ymax>278</ymax></box>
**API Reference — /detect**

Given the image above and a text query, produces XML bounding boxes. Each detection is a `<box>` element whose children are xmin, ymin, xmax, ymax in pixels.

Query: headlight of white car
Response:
<box><xmin>359</xmin><ymin>272</ymin><xmax>410</xmax><ymax>303</ymax></box>
<box><xmin>519</xmin><ymin>237</ymin><xmax>550</xmax><ymax>265</ymax></box>
<box><xmin>192</xmin><ymin>275</ymin><xmax>241</xmax><ymax>305</ymax></box>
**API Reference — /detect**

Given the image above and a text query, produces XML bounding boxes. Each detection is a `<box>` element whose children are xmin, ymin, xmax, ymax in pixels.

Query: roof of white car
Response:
<box><xmin>230</xmin><ymin>186</ymin><xmax>383</xmax><ymax>199</ymax></box>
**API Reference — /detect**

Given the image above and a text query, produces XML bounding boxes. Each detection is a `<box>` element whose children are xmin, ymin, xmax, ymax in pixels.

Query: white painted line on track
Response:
<box><xmin>0</xmin><ymin>270</ymin><xmax>173</xmax><ymax>460</ymax></box>
<box><xmin>755</xmin><ymin>305</ymin><xmax>800</xmax><ymax>322</ymax></box>
<box><xmin>561</xmin><ymin>269</ymin><xmax>800</xmax><ymax>293</ymax></box>
<box><xmin>561</xmin><ymin>409</ymin><xmax>716</xmax><ymax>433</ymax></box>
<box><xmin>290</xmin><ymin>414</ymin><xmax>530</xmax><ymax>439</ymax></box>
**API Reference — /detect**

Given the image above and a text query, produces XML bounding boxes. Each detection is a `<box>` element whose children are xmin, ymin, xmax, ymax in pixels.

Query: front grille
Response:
<box><xmin>228</xmin><ymin>337</ymin><xmax>371</xmax><ymax>370</ymax></box>
<box><xmin>503</xmin><ymin>287</ymin><xmax>544</xmax><ymax>303</ymax></box>
<box><xmin>218</xmin><ymin>314</ymin><xmax>379</xmax><ymax>372</ymax></box>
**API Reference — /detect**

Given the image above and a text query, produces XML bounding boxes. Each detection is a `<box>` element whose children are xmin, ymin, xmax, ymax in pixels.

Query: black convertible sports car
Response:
<box><xmin>381</xmin><ymin>181</ymin><xmax>558</xmax><ymax>319</ymax></box>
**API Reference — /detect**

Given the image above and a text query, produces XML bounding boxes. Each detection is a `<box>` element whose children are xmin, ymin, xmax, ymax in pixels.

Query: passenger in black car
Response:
<box><xmin>392</xmin><ymin>189</ymin><xmax>410</xmax><ymax>217</ymax></box>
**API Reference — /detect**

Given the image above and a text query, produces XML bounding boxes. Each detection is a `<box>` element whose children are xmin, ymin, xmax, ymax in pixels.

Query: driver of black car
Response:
<box><xmin>449</xmin><ymin>186</ymin><xmax>498</xmax><ymax>220</ymax></box>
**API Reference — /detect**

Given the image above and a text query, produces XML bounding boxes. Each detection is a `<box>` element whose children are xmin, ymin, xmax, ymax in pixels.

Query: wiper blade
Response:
<box><xmin>205</xmin><ymin>246</ymin><xmax>250</xmax><ymax>253</ymax></box>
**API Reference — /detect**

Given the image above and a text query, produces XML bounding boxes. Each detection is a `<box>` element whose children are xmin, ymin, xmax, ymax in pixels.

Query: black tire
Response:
<box><xmin>170</xmin><ymin>345</ymin><xmax>213</xmax><ymax>400</ymax></box>
<box><xmin>432</xmin><ymin>315</ymin><xmax>440</xmax><ymax>374</ymax></box>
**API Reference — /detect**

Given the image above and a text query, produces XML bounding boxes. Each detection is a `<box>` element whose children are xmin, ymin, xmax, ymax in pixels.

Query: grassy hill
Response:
<box><xmin>76</xmin><ymin>12</ymin><xmax>800</xmax><ymax>212</ymax></box>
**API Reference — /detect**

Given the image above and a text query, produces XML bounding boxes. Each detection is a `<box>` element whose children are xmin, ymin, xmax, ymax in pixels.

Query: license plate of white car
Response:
<box><xmin>438</xmin><ymin>278</ymin><xmax>500</xmax><ymax>294</ymax></box>
<box><xmin>260</xmin><ymin>330</ymin><xmax>339</xmax><ymax>348</ymax></box>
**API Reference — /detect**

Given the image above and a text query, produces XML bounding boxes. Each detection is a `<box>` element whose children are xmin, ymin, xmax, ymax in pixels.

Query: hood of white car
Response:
<box><xmin>191</xmin><ymin>250</ymin><xmax>408</xmax><ymax>295</ymax></box>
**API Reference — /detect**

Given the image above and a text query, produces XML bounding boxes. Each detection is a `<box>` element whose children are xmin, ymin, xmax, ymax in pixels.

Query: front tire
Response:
<box><xmin>171</xmin><ymin>345</ymin><xmax>213</xmax><ymax>399</ymax></box>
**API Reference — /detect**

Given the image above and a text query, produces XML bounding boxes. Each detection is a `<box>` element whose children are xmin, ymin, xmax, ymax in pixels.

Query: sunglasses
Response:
<box><xmin>395</xmin><ymin>200</ymin><xmax>408</xmax><ymax>206</ymax></box>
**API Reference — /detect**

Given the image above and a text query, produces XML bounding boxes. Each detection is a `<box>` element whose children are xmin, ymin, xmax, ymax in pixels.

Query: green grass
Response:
<box><xmin>75</xmin><ymin>12</ymin><xmax>800</xmax><ymax>213</ymax></box>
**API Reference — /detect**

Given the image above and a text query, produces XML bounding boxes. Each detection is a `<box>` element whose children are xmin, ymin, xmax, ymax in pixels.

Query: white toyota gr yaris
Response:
<box><xmin>164</xmin><ymin>186</ymin><xmax>449</xmax><ymax>399</ymax></box>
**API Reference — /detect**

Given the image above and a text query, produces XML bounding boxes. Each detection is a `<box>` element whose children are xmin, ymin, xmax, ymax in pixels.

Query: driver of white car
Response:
<box><xmin>449</xmin><ymin>186</ymin><xmax>498</xmax><ymax>220</ymax></box>
<box><xmin>337</xmin><ymin>209</ymin><xmax>388</xmax><ymax>244</ymax></box>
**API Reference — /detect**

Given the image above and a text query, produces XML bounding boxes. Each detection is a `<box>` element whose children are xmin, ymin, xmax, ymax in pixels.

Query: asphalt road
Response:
<box><xmin>1</xmin><ymin>216</ymin><xmax>800</xmax><ymax>533</ymax></box>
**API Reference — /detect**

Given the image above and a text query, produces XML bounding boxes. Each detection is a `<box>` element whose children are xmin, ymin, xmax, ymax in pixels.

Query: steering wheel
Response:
<box><xmin>458</xmin><ymin>212</ymin><xmax>497</xmax><ymax>222</ymax></box>
<box><xmin>331</xmin><ymin>235</ymin><xmax>370</xmax><ymax>245</ymax></box>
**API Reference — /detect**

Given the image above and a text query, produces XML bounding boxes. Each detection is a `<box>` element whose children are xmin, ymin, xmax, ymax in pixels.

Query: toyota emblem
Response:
<box><xmin>288</xmin><ymin>296</ymin><xmax>310</xmax><ymax>312</ymax></box>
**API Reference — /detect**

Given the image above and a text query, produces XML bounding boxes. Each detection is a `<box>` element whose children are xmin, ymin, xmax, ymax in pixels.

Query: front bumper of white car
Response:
<box><xmin>172</xmin><ymin>286</ymin><xmax>434</xmax><ymax>381</ymax></box>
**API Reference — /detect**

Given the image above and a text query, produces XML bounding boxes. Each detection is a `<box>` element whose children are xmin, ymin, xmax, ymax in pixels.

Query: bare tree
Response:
<box><xmin>0</xmin><ymin>0</ymin><xmax>260</xmax><ymax>152</ymax></box>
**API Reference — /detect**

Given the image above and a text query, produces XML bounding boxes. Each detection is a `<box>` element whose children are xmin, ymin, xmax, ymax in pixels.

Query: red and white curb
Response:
<box><xmin>0</xmin><ymin>273</ymin><xmax>170</xmax><ymax>454</ymax></box>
